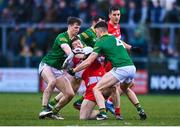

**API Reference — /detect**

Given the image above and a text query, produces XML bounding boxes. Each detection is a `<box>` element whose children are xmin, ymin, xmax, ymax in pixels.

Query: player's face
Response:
<box><xmin>69</xmin><ymin>23</ymin><xmax>81</xmax><ymax>36</ymax></box>
<box><xmin>95</xmin><ymin>28</ymin><xmax>101</xmax><ymax>38</ymax></box>
<box><xmin>72</xmin><ymin>39</ymin><xmax>83</xmax><ymax>49</ymax></box>
<box><xmin>109</xmin><ymin>10</ymin><xmax>120</xmax><ymax>24</ymax></box>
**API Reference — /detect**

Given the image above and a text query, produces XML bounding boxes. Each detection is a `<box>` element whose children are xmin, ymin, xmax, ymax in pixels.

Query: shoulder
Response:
<box><xmin>56</xmin><ymin>32</ymin><xmax>69</xmax><ymax>43</ymax></box>
<box><xmin>80</xmin><ymin>28</ymin><xmax>93</xmax><ymax>38</ymax></box>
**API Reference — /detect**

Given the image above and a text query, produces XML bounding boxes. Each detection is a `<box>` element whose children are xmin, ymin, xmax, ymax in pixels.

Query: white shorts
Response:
<box><xmin>110</xmin><ymin>65</ymin><xmax>136</xmax><ymax>84</ymax></box>
<box><xmin>38</xmin><ymin>62</ymin><xmax>64</xmax><ymax>78</ymax></box>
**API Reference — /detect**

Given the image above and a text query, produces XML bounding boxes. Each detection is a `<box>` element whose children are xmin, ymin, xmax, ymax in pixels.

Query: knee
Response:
<box><xmin>93</xmin><ymin>86</ymin><xmax>98</xmax><ymax>93</ymax></box>
<box><xmin>45</xmin><ymin>79</ymin><xmax>56</xmax><ymax>92</ymax></box>
<box><xmin>79</xmin><ymin>112</ymin><xmax>88</xmax><ymax>120</ymax></box>
<box><xmin>80</xmin><ymin>117</ymin><xmax>88</xmax><ymax>120</ymax></box>
<box><xmin>49</xmin><ymin>79</ymin><xmax>56</xmax><ymax>86</ymax></box>
<box><xmin>120</xmin><ymin>85</ymin><xmax>129</xmax><ymax>93</ymax></box>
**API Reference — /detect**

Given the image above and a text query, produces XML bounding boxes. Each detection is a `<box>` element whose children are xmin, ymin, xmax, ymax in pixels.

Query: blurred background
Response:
<box><xmin>0</xmin><ymin>0</ymin><xmax>179</xmax><ymax>94</ymax></box>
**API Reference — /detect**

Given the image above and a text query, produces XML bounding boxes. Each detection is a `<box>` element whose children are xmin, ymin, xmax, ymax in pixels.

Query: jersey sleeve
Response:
<box><xmin>56</xmin><ymin>36</ymin><xmax>69</xmax><ymax>45</ymax></box>
<box><xmin>93</xmin><ymin>40</ymin><xmax>102</xmax><ymax>54</ymax></box>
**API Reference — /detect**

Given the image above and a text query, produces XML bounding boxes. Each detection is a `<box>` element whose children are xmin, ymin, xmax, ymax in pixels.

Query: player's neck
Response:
<box><xmin>109</xmin><ymin>20</ymin><xmax>118</xmax><ymax>27</ymax></box>
<box><xmin>100</xmin><ymin>32</ymin><xmax>108</xmax><ymax>37</ymax></box>
<box><xmin>67</xmin><ymin>30</ymin><xmax>74</xmax><ymax>39</ymax></box>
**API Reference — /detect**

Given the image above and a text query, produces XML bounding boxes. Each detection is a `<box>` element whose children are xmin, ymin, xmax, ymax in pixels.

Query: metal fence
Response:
<box><xmin>0</xmin><ymin>23</ymin><xmax>180</xmax><ymax>69</ymax></box>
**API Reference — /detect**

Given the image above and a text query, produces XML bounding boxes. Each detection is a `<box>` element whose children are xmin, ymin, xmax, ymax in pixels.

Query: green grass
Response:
<box><xmin>0</xmin><ymin>93</ymin><xmax>180</xmax><ymax>126</ymax></box>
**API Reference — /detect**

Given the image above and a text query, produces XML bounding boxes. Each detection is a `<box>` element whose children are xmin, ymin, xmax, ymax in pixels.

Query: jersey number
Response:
<box><xmin>116</xmin><ymin>38</ymin><xmax>125</xmax><ymax>48</ymax></box>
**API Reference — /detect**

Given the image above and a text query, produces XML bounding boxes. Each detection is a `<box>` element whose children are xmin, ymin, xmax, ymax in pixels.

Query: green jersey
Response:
<box><xmin>42</xmin><ymin>32</ymin><xmax>71</xmax><ymax>70</ymax></box>
<box><xmin>93</xmin><ymin>34</ymin><xmax>134</xmax><ymax>67</ymax></box>
<box><xmin>79</xmin><ymin>27</ymin><xmax>97</xmax><ymax>47</ymax></box>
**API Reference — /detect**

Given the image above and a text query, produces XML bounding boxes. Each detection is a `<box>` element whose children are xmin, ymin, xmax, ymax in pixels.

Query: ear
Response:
<box><xmin>108</xmin><ymin>13</ymin><xmax>111</xmax><ymax>19</ymax></box>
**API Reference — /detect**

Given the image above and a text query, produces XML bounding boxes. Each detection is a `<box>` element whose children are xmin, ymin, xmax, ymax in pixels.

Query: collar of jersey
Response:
<box><xmin>100</xmin><ymin>33</ymin><xmax>109</xmax><ymax>38</ymax></box>
<box><xmin>91</xmin><ymin>27</ymin><xmax>96</xmax><ymax>34</ymax></box>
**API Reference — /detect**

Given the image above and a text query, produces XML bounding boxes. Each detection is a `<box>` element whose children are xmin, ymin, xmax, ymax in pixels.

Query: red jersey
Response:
<box><xmin>108</xmin><ymin>21</ymin><xmax>121</xmax><ymax>39</ymax></box>
<box><xmin>82</xmin><ymin>59</ymin><xmax>105</xmax><ymax>102</ymax></box>
<box><xmin>82</xmin><ymin>59</ymin><xmax>105</xmax><ymax>87</ymax></box>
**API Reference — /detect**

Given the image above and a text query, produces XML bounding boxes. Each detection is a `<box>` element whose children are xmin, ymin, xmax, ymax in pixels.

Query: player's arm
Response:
<box><xmin>61</xmin><ymin>43</ymin><xmax>73</xmax><ymax>55</ymax></box>
<box><xmin>60</xmin><ymin>43</ymin><xmax>74</xmax><ymax>68</ymax></box>
<box><xmin>121</xmin><ymin>40</ymin><xmax>142</xmax><ymax>53</ymax></box>
<box><xmin>119</xmin><ymin>39</ymin><xmax>132</xmax><ymax>50</ymax></box>
<box><xmin>73</xmin><ymin>52</ymin><xmax>98</xmax><ymax>72</ymax></box>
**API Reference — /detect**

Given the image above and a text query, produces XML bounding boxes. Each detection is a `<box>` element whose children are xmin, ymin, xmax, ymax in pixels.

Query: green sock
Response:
<box><xmin>99</xmin><ymin>108</ymin><xmax>107</xmax><ymax>114</ymax></box>
<box><xmin>135</xmin><ymin>103</ymin><xmax>143</xmax><ymax>111</ymax></box>
<box><xmin>49</xmin><ymin>98</ymin><xmax>58</xmax><ymax>106</ymax></box>
<box><xmin>42</xmin><ymin>105</ymin><xmax>47</xmax><ymax>110</ymax></box>
<box><xmin>52</xmin><ymin>107</ymin><xmax>60</xmax><ymax>114</ymax></box>
<box><xmin>74</xmin><ymin>96</ymin><xmax>84</xmax><ymax>104</ymax></box>
<box><xmin>77</xmin><ymin>96</ymin><xmax>84</xmax><ymax>103</ymax></box>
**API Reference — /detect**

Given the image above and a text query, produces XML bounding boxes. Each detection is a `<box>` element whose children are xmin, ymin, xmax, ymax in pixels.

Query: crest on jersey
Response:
<box><xmin>59</xmin><ymin>38</ymin><xmax>68</xmax><ymax>42</ymax></box>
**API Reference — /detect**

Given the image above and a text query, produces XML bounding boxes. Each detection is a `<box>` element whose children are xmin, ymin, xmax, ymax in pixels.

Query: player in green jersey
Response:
<box><xmin>38</xmin><ymin>17</ymin><xmax>82</xmax><ymax>119</ymax></box>
<box><xmin>68</xmin><ymin>21</ymin><xmax>142</xmax><ymax>120</ymax></box>
<box><xmin>105</xmin><ymin>6</ymin><xmax>146</xmax><ymax>120</ymax></box>
<box><xmin>47</xmin><ymin>16</ymin><xmax>106</xmax><ymax>111</ymax></box>
<box><xmin>78</xmin><ymin>16</ymin><xmax>106</xmax><ymax>47</ymax></box>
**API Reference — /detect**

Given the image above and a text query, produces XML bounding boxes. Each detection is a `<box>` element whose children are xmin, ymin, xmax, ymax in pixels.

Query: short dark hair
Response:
<box><xmin>71</xmin><ymin>36</ymin><xmax>80</xmax><ymax>43</ymax></box>
<box><xmin>94</xmin><ymin>21</ymin><xmax>108</xmax><ymax>29</ymax></box>
<box><xmin>91</xmin><ymin>15</ymin><xmax>106</xmax><ymax>22</ymax></box>
<box><xmin>109</xmin><ymin>6</ymin><xmax>120</xmax><ymax>14</ymax></box>
<box><xmin>67</xmin><ymin>17</ymin><xmax>82</xmax><ymax>25</ymax></box>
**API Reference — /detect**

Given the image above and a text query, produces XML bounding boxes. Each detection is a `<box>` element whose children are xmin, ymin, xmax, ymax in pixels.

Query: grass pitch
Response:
<box><xmin>0</xmin><ymin>93</ymin><xmax>180</xmax><ymax>126</ymax></box>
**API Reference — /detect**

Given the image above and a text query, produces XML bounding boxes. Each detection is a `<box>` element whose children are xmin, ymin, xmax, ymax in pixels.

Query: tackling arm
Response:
<box><xmin>73</xmin><ymin>52</ymin><xmax>98</xmax><ymax>72</ymax></box>
<box><xmin>61</xmin><ymin>44</ymin><xmax>74</xmax><ymax>69</ymax></box>
<box><xmin>121</xmin><ymin>40</ymin><xmax>142</xmax><ymax>53</ymax></box>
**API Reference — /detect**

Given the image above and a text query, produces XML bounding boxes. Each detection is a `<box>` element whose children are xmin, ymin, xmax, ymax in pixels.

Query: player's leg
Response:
<box><xmin>80</xmin><ymin>99</ymin><xmax>97</xmax><ymax>120</ymax></box>
<box><xmin>110</xmin><ymin>85</ymin><xmax>123</xmax><ymax>120</ymax></box>
<box><xmin>48</xmin><ymin>92</ymin><xmax>63</xmax><ymax>109</ymax></box>
<box><xmin>121</xmin><ymin>84</ymin><xmax>147</xmax><ymax>120</ymax></box>
<box><xmin>105</xmin><ymin>83</ymin><xmax>124</xmax><ymax>115</ymax></box>
<box><xmin>48</xmin><ymin>73</ymin><xmax>81</xmax><ymax>109</ymax></box>
<box><xmin>53</xmin><ymin>75</ymin><xmax>75</xmax><ymax>111</ymax></box>
<box><xmin>73</xmin><ymin>95</ymin><xmax>84</xmax><ymax>110</ymax></box>
<box><xmin>50</xmin><ymin>73</ymin><xmax>81</xmax><ymax>118</ymax></box>
<box><xmin>93</xmin><ymin>72</ymin><xmax>119</xmax><ymax>120</ymax></box>
<box><xmin>39</xmin><ymin>66</ymin><xmax>56</xmax><ymax>118</ymax></box>
<box><xmin>47</xmin><ymin>75</ymin><xmax>75</xmax><ymax>120</ymax></box>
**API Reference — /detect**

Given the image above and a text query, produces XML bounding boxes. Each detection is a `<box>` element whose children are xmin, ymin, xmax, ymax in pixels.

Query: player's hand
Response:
<box><xmin>72</xmin><ymin>48</ymin><xmax>83</xmax><ymax>54</ymax></box>
<box><xmin>67</xmin><ymin>68</ymin><xmax>75</xmax><ymax>76</ymax></box>
<box><xmin>130</xmin><ymin>47</ymin><xmax>142</xmax><ymax>54</ymax></box>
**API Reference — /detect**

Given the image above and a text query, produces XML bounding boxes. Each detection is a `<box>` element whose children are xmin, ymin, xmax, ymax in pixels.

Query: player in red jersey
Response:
<box><xmin>47</xmin><ymin>36</ymin><xmax>119</xmax><ymax>120</ymax></box>
<box><xmin>71</xmin><ymin>38</ymin><xmax>119</xmax><ymax>120</ymax></box>
<box><xmin>105</xmin><ymin>6</ymin><xmax>147</xmax><ymax>120</ymax></box>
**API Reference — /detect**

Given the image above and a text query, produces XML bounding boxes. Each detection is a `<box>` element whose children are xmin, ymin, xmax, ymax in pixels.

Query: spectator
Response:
<box><xmin>151</xmin><ymin>0</ymin><xmax>166</xmax><ymax>23</ymax></box>
<box><xmin>78</xmin><ymin>0</ymin><xmax>89</xmax><ymax>23</ymax></box>
<box><xmin>128</xmin><ymin>1</ymin><xmax>136</xmax><ymax>25</ymax></box>
<box><xmin>127</xmin><ymin>1</ymin><xmax>136</xmax><ymax>42</ymax></box>
<box><xmin>130</xmin><ymin>29</ymin><xmax>148</xmax><ymax>56</ymax></box>
<box><xmin>119</xmin><ymin>0</ymin><xmax>128</xmax><ymax>23</ymax></box>
<box><xmin>34</xmin><ymin>23</ymin><xmax>49</xmax><ymax>56</ymax></box>
<box><xmin>15</xmin><ymin>0</ymin><xmax>32</xmax><ymax>23</ymax></box>
<box><xmin>31</xmin><ymin>0</ymin><xmax>45</xmax><ymax>23</ymax></box>
<box><xmin>44</xmin><ymin>0</ymin><xmax>57</xmax><ymax>23</ymax></box>
<box><xmin>165</xmin><ymin>2</ymin><xmax>180</xmax><ymax>23</ymax></box>
<box><xmin>56</xmin><ymin>0</ymin><xmax>69</xmax><ymax>23</ymax></box>
<box><xmin>7</xmin><ymin>25</ymin><xmax>24</xmax><ymax>66</ymax></box>
<box><xmin>20</xmin><ymin>27</ymin><xmax>36</xmax><ymax>56</ymax></box>
<box><xmin>0</xmin><ymin>8</ymin><xmax>14</xmax><ymax>24</ymax></box>
<box><xmin>140</xmin><ymin>0</ymin><xmax>149</xmax><ymax>23</ymax></box>
<box><xmin>7</xmin><ymin>25</ymin><xmax>24</xmax><ymax>56</ymax></box>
